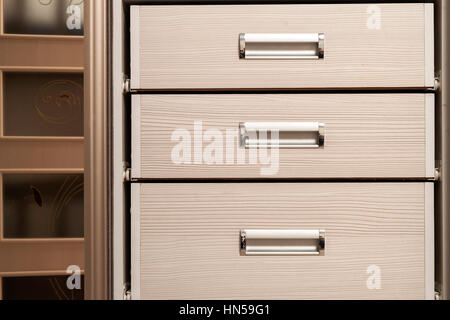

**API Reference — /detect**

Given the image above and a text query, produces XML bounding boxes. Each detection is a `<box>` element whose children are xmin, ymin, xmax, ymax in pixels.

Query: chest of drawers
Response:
<box><xmin>132</xmin><ymin>182</ymin><xmax>434</xmax><ymax>300</ymax></box>
<box><xmin>130</xmin><ymin>4</ymin><xmax>434</xmax><ymax>90</ymax></box>
<box><xmin>131</xmin><ymin>94</ymin><xmax>435</xmax><ymax>180</ymax></box>
<box><xmin>122</xmin><ymin>2</ymin><xmax>437</xmax><ymax>300</ymax></box>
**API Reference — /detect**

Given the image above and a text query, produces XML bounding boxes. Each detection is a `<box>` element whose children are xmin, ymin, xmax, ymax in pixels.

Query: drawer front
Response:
<box><xmin>130</xmin><ymin>4</ymin><xmax>434</xmax><ymax>90</ymax></box>
<box><xmin>132</xmin><ymin>94</ymin><xmax>435</xmax><ymax>180</ymax></box>
<box><xmin>131</xmin><ymin>183</ymin><xmax>434</xmax><ymax>300</ymax></box>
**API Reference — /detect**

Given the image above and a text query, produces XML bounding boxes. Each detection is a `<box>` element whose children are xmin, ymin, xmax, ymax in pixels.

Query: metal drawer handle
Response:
<box><xmin>239</xmin><ymin>122</ymin><xmax>325</xmax><ymax>149</ymax></box>
<box><xmin>240</xmin><ymin>229</ymin><xmax>326</xmax><ymax>256</ymax></box>
<box><xmin>239</xmin><ymin>33</ymin><xmax>325</xmax><ymax>60</ymax></box>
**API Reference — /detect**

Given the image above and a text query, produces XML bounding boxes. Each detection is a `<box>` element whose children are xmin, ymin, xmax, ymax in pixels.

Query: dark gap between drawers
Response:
<box><xmin>127</xmin><ymin>88</ymin><xmax>436</xmax><ymax>95</ymax></box>
<box><xmin>128</xmin><ymin>178</ymin><xmax>435</xmax><ymax>183</ymax></box>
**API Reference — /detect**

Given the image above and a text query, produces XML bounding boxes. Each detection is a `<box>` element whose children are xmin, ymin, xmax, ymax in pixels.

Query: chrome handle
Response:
<box><xmin>239</xmin><ymin>122</ymin><xmax>325</xmax><ymax>149</ymax></box>
<box><xmin>240</xmin><ymin>229</ymin><xmax>326</xmax><ymax>256</ymax></box>
<box><xmin>239</xmin><ymin>33</ymin><xmax>325</xmax><ymax>60</ymax></box>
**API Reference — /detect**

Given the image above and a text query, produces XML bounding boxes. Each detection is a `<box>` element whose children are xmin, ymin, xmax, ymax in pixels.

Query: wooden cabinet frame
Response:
<box><xmin>0</xmin><ymin>0</ymin><xmax>111</xmax><ymax>301</ymax></box>
<box><xmin>84</xmin><ymin>0</ymin><xmax>111</xmax><ymax>300</ymax></box>
<box><xmin>435</xmin><ymin>0</ymin><xmax>450</xmax><ymax>301</ymax></box>
<box><xmin>0</xmin><ymin>169</ymin><xmax>84</xmax><ymax>277</ymax></box>
<box><xmin>110</xmin><ymin>0</ymin><xmax>450</xmax><ymax>300</ymax></box>
<box><xmin>0</xmin><ymin>0</ymin><xmax>86</xmax><ymax>299</ymax></box>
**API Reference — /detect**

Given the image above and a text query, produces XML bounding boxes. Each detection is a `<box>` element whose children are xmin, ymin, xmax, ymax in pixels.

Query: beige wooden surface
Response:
<box><xmin>131</xmin><ymin>4</ymin><xmax>433</xmax><ymax>90</ymax></box>
<box><xmin>133</xmin><ymin>94</ymin><xmax>434</xmax><ymax>179</ymax></box>
<box><xmin>0</xmin><ymin>240</ymin><xmax>84</xmax><ymax>274</ymax></box>
<box><xmin>83</xmin><ymin>0</ymin><xmax>110</xmax><ymax>300</ymax></box>
<box><xmin>425</xmin><ymin>183</ymin><xmax>435</xmax><ymax>300</ymax></box>
<box><xmin>134</xmin><ymin>183</ymin><xmax>429</xmax><ymax>300</ymax></box>
<box><xmin>0</xmin><ymin>139</ymin><xmax>84</xmax><ymax>170</ymax></box>
<box><xmin>0</xmin><ymin>35</ymin><xmax>84</xmax><ymax>69</ymax></box>
<box><xmin>0</xmin><ymin>0</ymin><xmax>85</xmax><ymax>292</ymax></box>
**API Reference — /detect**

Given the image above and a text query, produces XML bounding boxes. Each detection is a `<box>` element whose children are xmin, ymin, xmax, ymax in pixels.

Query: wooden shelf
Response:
<box><xmin>0</xmin><ymin>35</ymin><xmax>84</xmax><ymax>69</ymax></box>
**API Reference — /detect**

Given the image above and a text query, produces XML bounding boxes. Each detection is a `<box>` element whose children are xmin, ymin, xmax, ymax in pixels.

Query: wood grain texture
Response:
<box><xmin>131</xmin><ymin>96</ymin><xmax>141</xmax><ymax>179</ymax></box>
<box><xmin>133</xmin><ymin>94</ymin><xmax>433</xmax><ymax>179</ymax></box>
<box><xmin>425</xmin><ymin>94</ymin><xmax>435</xmax><ymax>179</ymax></box>
<box><xmin>135</xmin><ymin>183</ymin><xmax>428</xmax><ymax>300</ymax></box>
<box><xmin>424</xmin><ymin>4</ymin><xmax>435</xmax><ymax>88</ymax></box>
<box><xmin>131</xmin><ymin>4</ymin><xmax>432</xmax><ymax>90</ymax></box>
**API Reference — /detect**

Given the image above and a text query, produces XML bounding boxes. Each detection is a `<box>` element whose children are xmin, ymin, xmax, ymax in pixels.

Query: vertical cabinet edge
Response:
<box><xmin>425</xmin><ymin>183</ymin><xmax>435</xmax><ymax>300</ymax></box>
<box><xmin>130</xmin><ymin>6</ymin><xmax>140</xmax><ymax>90</ymax></box>
<box><xmin>425</xmin><ymin>3</ymin><xmax>436</xmax><ymax>88</ymax></box>
<box><xmin>130</xmin><ymin>183</ymin><xmax>141</xmax><ymax>300</ymax></box>
<box><xmin>131</xmin><ymin>95</ymin><xmax>141</xmax><ymax>180</ymax></box>
<box><xmin>426</xmin><ymin>94</ymin><xmax>436</xmax><ymax>179</ymax></box>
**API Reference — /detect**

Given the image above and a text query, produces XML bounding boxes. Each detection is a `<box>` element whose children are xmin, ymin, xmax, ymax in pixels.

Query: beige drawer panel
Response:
<box><xmin>131</xmin><ymin>183</ymin><xmax>434</xmax><ymax>300</ymax></box>
<box><xmin>130</xmin><ymin>4</ymin><xmax>434</xmax><ymax>90</ymax></box>
<box><xmin>132</xmin><ymin>94</ymin><xmax>435</xmax><ymax>180</ymax></box>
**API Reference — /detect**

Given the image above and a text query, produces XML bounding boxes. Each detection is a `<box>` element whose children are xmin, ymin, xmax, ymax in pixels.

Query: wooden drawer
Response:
<box><xmin>130</xmin><ymin>4</ymin><xmax>434</xmax><ymax>90</ymax></box>
<box><xmin>131</xmin><ymin>94</ymin><xmax>435</xmax><ymax>180</ymax></box>
<box><xmin>131</xmin><ymin>183</ymin><xmax>434</xmax><ymax>300</ymax></box>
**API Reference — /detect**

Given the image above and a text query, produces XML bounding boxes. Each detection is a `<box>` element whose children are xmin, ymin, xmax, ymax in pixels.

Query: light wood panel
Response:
<box><xmin>0</xmin><ymin>140</ymin><xmax>84</xmax><ymax>170</ymax></box>
<box><xmin>0</xmin><ymin>35</ymin><xmax>84</xmax><ymax>68</ymax></box>
<box><xmin>426</xmin><ymin>94</ymin><xmax>436</xmax><ymax>179</ymax></box>
<box><xmin>133</xmin><ymin>183</ymin><xmax>431</xmax><ymax>300</ymax></box>
<box><xmin>0</xmin><ymin>240</ymin><xmax>84</xmax><ymax>274</ymax></box>
<box><xmin>131</xmin><ymin>4</ymin><xmax>434</xmax><ymax>90</ymax></box>
<box><xmin>425</xmin><ymin>183</ymin><xmax>435</xmax><ymax>300</ymax></box>
<box><xmin>425</xmin><ymin>4</ymin><xmax>435</xmax><ymax>88</ymax></box>
<box><xmin>133</xmin><ymin>94</ymin><xmax>434</xmax><ymax>179</ymax></box>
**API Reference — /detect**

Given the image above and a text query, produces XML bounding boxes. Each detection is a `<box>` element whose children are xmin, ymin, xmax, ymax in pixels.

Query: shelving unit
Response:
<box><xmin>0</xmin><ymin>0</ymin><xmax>85</xmax><ymax>300</ymax></box>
